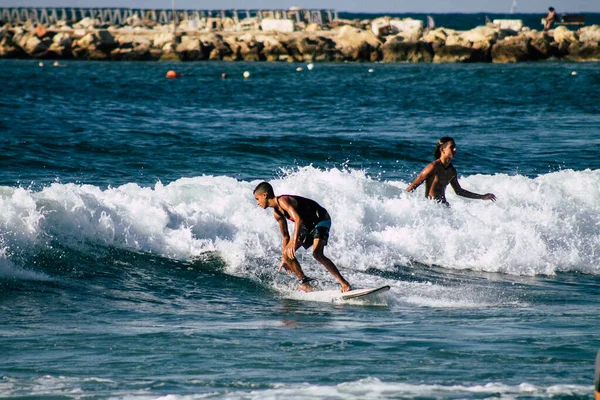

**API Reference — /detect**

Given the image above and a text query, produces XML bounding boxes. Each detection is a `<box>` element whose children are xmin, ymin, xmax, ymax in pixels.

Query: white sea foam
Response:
<box><xmin>111</xmin><ymin>378</ymin><xmax>591</xmax><ymax>400</ymax></box>
<box><xmin>0</xmin><ymin>167</ymin><xmax>598</xmax><ymax>288</ymax></box>
<box><xmin>0</xmin><ymin>374</ymin><xmax>590</xmax><ymax>399</ymax></box>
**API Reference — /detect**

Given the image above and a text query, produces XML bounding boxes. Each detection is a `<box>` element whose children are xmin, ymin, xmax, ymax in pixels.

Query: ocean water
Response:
<box><xmin>1</xmin><ymin>59</ymin><xmax>599</xmax><ymax>399</ymax></box>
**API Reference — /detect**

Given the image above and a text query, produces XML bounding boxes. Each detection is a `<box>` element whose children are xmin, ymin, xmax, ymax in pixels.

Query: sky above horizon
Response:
<box><xmin>1</xmin><ymin>0</ymin><xmax>599</xmax><ymax>13</ymax></box>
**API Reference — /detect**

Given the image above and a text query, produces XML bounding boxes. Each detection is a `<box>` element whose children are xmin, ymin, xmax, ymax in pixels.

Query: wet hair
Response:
<box><xmin>434</xmin><ymin>137</ymin><xmax>455</xmax><ymax>159</ymax></box>
<box><xmin>549</xmin><ymin>6</ymin><xmax>554</xmax><ymax>11</ymax></box>
<box><xmin>253</xmin><ymin>181</ymin><xmax>275</xmax><ymax>198</ymax></box>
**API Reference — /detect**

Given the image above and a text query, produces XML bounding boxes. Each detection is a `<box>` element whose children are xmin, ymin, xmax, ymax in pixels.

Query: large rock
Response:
<box><xmin>76</xmin><ymin>30</ymin><xmax>117</xmax><ymax>52</ymax></box>
<box><xmin>198</xmin><ymin>34</ymin><xmax>232</xmax><ymax>60</ymax></box>
<box><xmin>434</xmin><ymin>45</ymin><xmax>490</xmax><ymax>63</ymax></box>
<box><xmin>0</xmin><ymin>30</ymin><xmax>25</xmax><ymax>58</ymax></box>
<box><xmin>238</xmin><ymin>38</ymin><xmax>264</xmax><ymax>61</ymax></box>
<box><xmin>176</xmin><ymin>36</ymin><xmax>206</xmax><ymax>60</ymax></box>
<box><xmin>577</xmin><ymin>25</ymin><xmax>600</xmax><ymax>42</ymax></box>
<box><xmin>47</xmin><ymin>32</ymin><xmax>73</xmax><ymax>58</ymax></box>
<box><xmin>371</xmin><ymin>17</ymin><xmax>393</xmax><ymax>37</ymax></box>
<box><xmin>422</xmin><ymin>28</ymin><xmax>449</xmax><ymax>49</ymax></box>
<box><xmin>258</xmin><ymin>35</ymin><xmax>288</xmax><ymax>61</ymax></box>
<box><xmin>22</xmin><ymin>35</ymin><xmax>49</xmax><ymax>58</ymax></box>
<box><xmin>523</xmin><ymin>31</ymin><xmax>559</xmax><ymax>59</ymax></box>
<box><xmin>73</xmin><ymin>17</ymin><xmax>100</xmax><ymax>30</ymax></box>
<box><xmin>461</xmin><ymin>26</ymin><xmax>499</xmax><ymax>44</ymax></box>
<box><xmin>491</xmin><ymin>36</ymin><xmax>535</xmax><ymax>63</ymax></box>
<box><xmin>382</xmin><ymin>36</ymin><xmax>433</xmax><ymax>62</ymax></box>
<box><xmin>117</xmin><ymin>34</ymin><xmax>152</xmax><ymax>49</ymax></box>
<box><xmin>110</xmin><ymin>46</ymin><xmax>153</xmax><ymax>61</ymax></box>
<box><xmin>286</xmin><ymin>35</ymin><xmax>337</xmax><ymax>62</ymax></box>
<box><xmin>492</xmin><ymin>19</ymin><xmax>523</xmax><ymax>32</ymax></box>
<box><xmin>72</xmin><ymin>30</ymin><xmax>116</xmax><ymax>60</ymax></box>
<box><xmin>445</xmin><ymin>33</ymin><xmax>472</xmax><ymax>48</ymax></box>
<box><xmin>553</xmin><ymin>26</ymin><xmax>577</xmax><ymax>45</ymax></box>
<box><xmin>153</xmin><ymin>32</ymin><xmax>176</xmax><ymax>49</ymax></box>
<box><xmin>566</xmin><ymin>41</ymin><xmax>600</xmax><ymax>61</ymax></box>
<box><xmin>390</xmin><ymin>18</ymin><xmax>423</xmax><ymax>42</ymax></box>
<box><xmin>335</xmin><ymin>25</ymin><xmax>381</xmax><ymax>61</ymax></box>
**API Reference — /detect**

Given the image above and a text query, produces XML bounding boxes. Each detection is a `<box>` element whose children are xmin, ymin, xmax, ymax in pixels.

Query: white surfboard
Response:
<box><xmin>295</xmin><ymin>285</ymin><xmax>390</xmax><ymax>304</ymax></box>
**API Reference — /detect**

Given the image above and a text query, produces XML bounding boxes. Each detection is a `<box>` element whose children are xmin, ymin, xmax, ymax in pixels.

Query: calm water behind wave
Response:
<box><xmin>1</xmin><ymin>60</ymin><xmax>599</xmax><ymax>187</ymax></box>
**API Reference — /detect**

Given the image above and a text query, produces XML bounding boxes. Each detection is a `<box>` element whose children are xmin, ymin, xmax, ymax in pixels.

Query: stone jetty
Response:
<box><xmin>1</xmin><ymin>14</ymin><xmax>600</xmax><ymax>63</ymax></box>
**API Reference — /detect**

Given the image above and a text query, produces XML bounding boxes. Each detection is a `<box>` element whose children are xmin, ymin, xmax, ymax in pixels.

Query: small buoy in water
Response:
<box><xmin>368</xmin><ymin>69</ymin><xmax>374</xmax><ymax>73</ymax></box>
<box><xmin>166</xmin><ymin>70</ymin><xmax>180</xmax><ymax>79</ymax></box>
<box><xmin>307</xmin><ymin>63</ymin><xmax>314</xmax><ymax>70</ymax></box>
<box><xmin>221</xmin><ymin>73</ymin><xmax>227</xmax><ymax>79</ymax></box>
<box><xmin>38</xmin><ymin>62</ymin><xmax>44</xmax><ymax>67</ymax></box>
<box><xmin>53</xmin><ymin>61</ymin><xmax>60</xmax><ymax>67</ymax></box>
<box><xmin>571</xmin><ymin>71</ymin><xmax>577</xmax><ymax>76</ymax></box>
<box><xmin>296</xmin><ymin>67</ymin><xmax>303</xmax><ymax>72</ymax></box>
<box><xmin>243</xmin><ymin>71</ymin><xmax>250</xmax><ymax>78</ymax></box>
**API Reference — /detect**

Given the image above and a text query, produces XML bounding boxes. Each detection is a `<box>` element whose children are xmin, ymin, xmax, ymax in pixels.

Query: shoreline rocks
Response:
<box><xmin>1</xmin><ymin>20</ymin><xmax>599</xmax><ymax>63</ymax></box>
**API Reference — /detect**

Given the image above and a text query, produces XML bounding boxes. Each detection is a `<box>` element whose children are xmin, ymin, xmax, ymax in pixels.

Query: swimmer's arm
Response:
<box><xmin>450</xmin><ymin>177</ymin><xmax>497</xmax><ymax>201</ymax></box>
<box><xmin>406</xmin><ymin>163</ymin><xmax>435</xmax><ymax>192</ymax></box>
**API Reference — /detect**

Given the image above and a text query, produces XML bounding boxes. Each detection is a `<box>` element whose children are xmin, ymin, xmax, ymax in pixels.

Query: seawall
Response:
<box><xmin>1</xmin><ymin>17</ymin><xmax>599</xmax><ymax>63</ymax></box>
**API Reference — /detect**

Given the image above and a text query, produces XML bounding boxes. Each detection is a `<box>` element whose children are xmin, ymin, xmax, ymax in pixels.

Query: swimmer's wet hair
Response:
<box><xmin>434</xmin><ymin>137</ymin><xmax>455</xmax><ymax>159</ymax></box>
<box><xmin>253</xmin><ymin>181</ymin><xmax>275</xmax><ymax>197</ymax></box>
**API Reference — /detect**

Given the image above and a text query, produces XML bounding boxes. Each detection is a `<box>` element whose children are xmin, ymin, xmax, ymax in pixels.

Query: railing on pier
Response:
<box><xmin>0</xmin><ymin>7</ymin><xmax>338</xmax><ymax>26</ymax></box>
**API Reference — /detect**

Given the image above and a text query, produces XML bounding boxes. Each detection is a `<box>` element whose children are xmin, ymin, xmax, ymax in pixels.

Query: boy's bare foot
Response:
<box><xmin>299</xmin><ymin>283</ymin><xmax>314</xmax><ymax>292</ymax></box>
<box><xmin>341</xmin><ymin>281</ymin><xmax>351</xmax><ymax>293</ymax></box>
<box><xmin>299</xmin><ymin>277</ymin><xmax>315</xmax><ymax>292</ymax></box>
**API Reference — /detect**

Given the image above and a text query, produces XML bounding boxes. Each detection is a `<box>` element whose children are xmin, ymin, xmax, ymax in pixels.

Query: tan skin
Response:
<box><xmin>406</xmin><ymin>141</ymin><xmax>497</xmax><ymax>204</ymax></box>
<box><xmin>544</xmin><ymin>9</ymin><xmax>557</xmax><ymax>31</ymax></box>
<box><xmin>254</xmin><ymin>191</ymin><xmax>351</xmax><ymax>293</ymax></box>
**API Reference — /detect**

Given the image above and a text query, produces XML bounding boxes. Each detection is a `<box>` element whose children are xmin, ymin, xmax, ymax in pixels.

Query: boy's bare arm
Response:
<box><xmin>274</xmin><ymin>212</ymin><xmax>290</xmax><ymax>246</ymax></box>
<box><xmin>277</xmin><ymin>196</ymin><xmax>303</xmax><ymax>243</ymax></box>
<box><xmin>407</xmin><ymin>162</ymin><xmax>435</xmax><ymax>192</ymax></box>
<box><xmin>450</xmin><ymin>177</ymin><xmax>496</xmax><ymax>201</ymax></box>
<box><xmin>277</xmin><ymin>196</ymin><xmax>303</xmax><ymax>259</ymax></box>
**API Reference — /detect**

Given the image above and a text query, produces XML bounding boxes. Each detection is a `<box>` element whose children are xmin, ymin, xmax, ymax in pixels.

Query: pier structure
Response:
<box><xmin>0</xmin><ymin>7</ymin><xmax>338</xmax><ymax>26</ymax></box>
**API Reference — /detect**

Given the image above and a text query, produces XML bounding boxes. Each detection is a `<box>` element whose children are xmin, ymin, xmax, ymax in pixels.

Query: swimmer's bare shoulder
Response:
<box><xmin>407</xmin><ymin>160</ymin><xmax>440</xmax><ymax>192</ymax></box>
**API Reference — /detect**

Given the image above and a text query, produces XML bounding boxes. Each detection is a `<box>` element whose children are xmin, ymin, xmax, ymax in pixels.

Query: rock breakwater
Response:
<box><xmin>1</xmin><ymin>17</ymin><xmax>599</xmax><ymax>63</ymax></box>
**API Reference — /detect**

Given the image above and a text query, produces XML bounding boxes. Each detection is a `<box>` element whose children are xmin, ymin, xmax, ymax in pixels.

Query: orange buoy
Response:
<box><xmin>166</xmin><ymin>70</ymin><xmax>180</xmax><ymax>79</ymax></box>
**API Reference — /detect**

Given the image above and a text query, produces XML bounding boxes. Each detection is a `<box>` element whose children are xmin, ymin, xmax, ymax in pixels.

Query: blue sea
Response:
<box><xmin>1</xmin><ymin>59</ymin><xmax>599</xmax><ymax>399</ymax></box>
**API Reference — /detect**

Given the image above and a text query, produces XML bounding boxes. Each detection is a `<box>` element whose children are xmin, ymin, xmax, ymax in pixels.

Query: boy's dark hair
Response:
<box><xmin>549</xmin><ymin>6</ymin><xmax>555</xmax><ymax>11</ymax></box>
<box><xmin>434</xmin><ymin>137</ymin><xmax>455</xmax><ymax>159</ymax></box>
<box><xmin>253</xmin><ymin>181</ymin><xmax>275</xmax><ymax>198</ymax></box>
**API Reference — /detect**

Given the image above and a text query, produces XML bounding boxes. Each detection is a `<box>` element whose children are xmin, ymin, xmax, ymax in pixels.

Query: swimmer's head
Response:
<box><xmin>434</xmin><ymin>137</ymin><xmax>455</xmax><ymax>159</ymax></box>
<box><xmin>253</xmin><ymin>181</ymin><xmax>275</xmax><ymax>209</ymax></box>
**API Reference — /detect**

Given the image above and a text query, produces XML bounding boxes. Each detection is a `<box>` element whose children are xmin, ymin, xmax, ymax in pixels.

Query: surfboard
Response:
<box><xmin>295</xmin><ymin>285</ymin><xmax>390</xmax><ymax>303</ymax></box>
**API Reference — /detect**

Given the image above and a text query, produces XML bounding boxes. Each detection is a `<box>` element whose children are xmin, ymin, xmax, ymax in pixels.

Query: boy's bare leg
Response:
<box><xmin>282</xmin><ymin>244</ymin><xmax>313</xmax><ymax>292</ymax></box>
<box><xmin>312</xmin><ymin>239</ymin><xmax>351</xmax><ymax>292</ymax></box>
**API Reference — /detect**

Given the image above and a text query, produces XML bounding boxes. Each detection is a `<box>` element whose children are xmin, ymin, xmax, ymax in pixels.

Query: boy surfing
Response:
<box><xmin>253</xmin><ymin>182</ymin><xmax>351</xmax><ymax>293</ymax></box>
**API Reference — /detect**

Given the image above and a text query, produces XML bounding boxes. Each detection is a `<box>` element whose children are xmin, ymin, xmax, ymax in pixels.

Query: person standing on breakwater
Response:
<box><xmin>406</xmin><ymin>137</ymin><xmax>497</xmax><ymax>206</ymax></box>
<box><xmin>544</xmin><ymin>7</ymin><xmax>558</xmax><ymax>31</ymax></box>
<box><xmin>253</xmin><ymin>182</ymin><xmax>351</xmax><ymax>293</ymax></box>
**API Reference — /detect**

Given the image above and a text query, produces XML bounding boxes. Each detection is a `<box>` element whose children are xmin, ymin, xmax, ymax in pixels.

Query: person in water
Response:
<box><xmin>406</xmin><ymin>137</ymin><xmax>497</xmax><ymax>206</ymax></box>
<box><xmin>253</xmin><ymin>182</ymin><xmax>351</xmax><ymax>293</ymax></box>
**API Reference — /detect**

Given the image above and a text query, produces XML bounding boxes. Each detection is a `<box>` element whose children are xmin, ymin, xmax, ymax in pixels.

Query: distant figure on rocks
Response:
<box><xmin>406</xmin><ymin>137</ymin><xmax>497</xmax><ymax>207</ymax></box>
<box><xmin>544</xmin><ymin>7</ymin><xmax>558</xmax><ymax>31</ymax></box>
